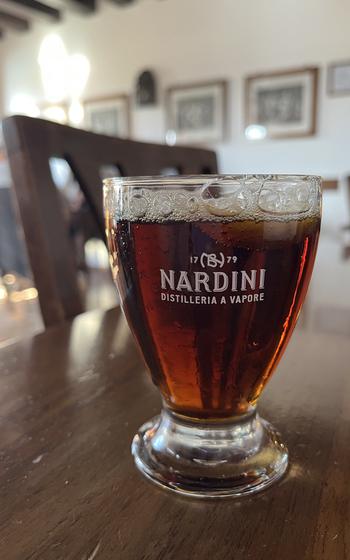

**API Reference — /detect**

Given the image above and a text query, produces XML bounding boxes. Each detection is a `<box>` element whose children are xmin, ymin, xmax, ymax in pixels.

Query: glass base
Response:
<box><xmin>132</xmin><ymin>408</ymin><xmax>288</xmax><ymax>498</ymax></box>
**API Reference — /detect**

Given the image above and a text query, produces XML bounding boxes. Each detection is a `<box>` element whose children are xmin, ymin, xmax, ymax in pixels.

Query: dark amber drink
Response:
<box><xmin>108</xmin><ymin>216</ymin><xmax>320</xmax><ymax>419</ymax></box>
<box><xmin>105</xmin><ymin>175</ymin><xmax>321</xmax><ymax>497</ymax></box>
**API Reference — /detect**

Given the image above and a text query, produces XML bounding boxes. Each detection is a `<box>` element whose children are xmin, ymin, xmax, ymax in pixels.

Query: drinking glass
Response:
<box><xmin>104</xmin><ymin>174</ymin><xmax>321</xmax><ymax>497</ymax></box>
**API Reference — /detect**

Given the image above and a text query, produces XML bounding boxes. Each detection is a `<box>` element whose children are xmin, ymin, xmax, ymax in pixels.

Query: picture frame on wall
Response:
<box><xmin>166</xmin><ymin>80</ymin><xmax>227</xmax><ymax>145</ymax></box>
<box><xmin>327</xmin><ymin>61</ymin><xmax>350</xmax><ymax>96</ymax></box>
<box><xmin>245</xmin><ymin>67</ymin><xmax>318</xmax><ymax>139</ymax></box>
<box><xmin>83</xmin><ymin>95</ymin><xmax>130</xmax><ymax>138</ymax></box>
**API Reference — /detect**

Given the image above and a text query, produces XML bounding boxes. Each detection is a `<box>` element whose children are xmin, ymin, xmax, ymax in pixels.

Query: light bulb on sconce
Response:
<box><xmin>68</xmin><ymin>99</ymin><xmax>85</xmax><ymax>126</ymax></box>
<box><xmin>38</xmin><ymin>34</ymin><xmax>68</xmax><ymax>103</ymax></box>
<box><xmin>42</xmin><ymin>105</ymin><xmax>67</xmax><ymax>123</ymax></box>
<box><xmin>67</xmin><ymin>54</ymin><xmax>90</xmax><ymax>127</ymax></box>
<box><xmin>67</xmin><ymin>54</ymin><xmax>90</xmax><ymax>99</ymax></box>
<box><xmin>38</xmin><ymin>34</ymin><xmax>67</xmax><ymax>67</ymax></box>
<box><xmin>38</xmin><ymin>34</ymin><xmax>91</xmax><ymax>126</ymax></box>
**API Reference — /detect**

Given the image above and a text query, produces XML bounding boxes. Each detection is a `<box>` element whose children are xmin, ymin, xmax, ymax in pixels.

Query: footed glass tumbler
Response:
<box><xmin>104</xmin><ymin>174</ymin><xmax>321</xmax><ymax>498</ymax></box>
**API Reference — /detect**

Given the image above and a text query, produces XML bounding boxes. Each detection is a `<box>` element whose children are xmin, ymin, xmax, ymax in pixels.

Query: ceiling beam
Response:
<box><xmin>108</xmin><ymin>0</ymin><xmax>136</xmax><ymax>5</ymax></box>
<box><xmin>4</xmin><ymin>0</ymin><xmax>60</xmax><ymax>20</ymax></box>
<box><xmin>65</xmin><ymin>0</ymin><xmax>96</xmax><ymax>13</ymax></box>
<box><xmin>0</xmin><ymin>9</ymin><xmax>29</xmax><ymax>30</ymax></box>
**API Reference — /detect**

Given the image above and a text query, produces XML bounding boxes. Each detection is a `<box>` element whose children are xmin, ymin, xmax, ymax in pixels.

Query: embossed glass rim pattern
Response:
<box><xmin>104</xmin><ymin>174</ymin><xmax>322</xmax><ymax>222</ymax></box>
<box><xmin>103</xmin><ymin>174</ymin><xmax>322</xmax><ymax>189</ymax></box>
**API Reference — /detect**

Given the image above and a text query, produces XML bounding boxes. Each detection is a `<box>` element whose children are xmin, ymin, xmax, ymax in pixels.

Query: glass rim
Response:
<box><xmin>103</xmin><ymin>174</ymin><xmax>322</xmax><ymax>190</ymax></box>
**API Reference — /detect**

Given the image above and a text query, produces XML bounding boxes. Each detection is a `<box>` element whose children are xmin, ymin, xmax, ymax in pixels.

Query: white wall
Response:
<box><xmin>1</xmin><ymin>0</ymin><xmax>350</xmax><ymax>228</ymax></box>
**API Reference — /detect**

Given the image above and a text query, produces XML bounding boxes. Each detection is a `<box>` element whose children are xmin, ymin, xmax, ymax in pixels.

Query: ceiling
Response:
<box><xmin>0</xmin><ymin>0</ymin><xmax>138</xmax><ymax>38</ymax></box>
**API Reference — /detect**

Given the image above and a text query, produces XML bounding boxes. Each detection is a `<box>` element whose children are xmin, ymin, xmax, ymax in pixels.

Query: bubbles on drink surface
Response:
<box><xmin>258</xmin><ymin>181</ymin><xmax>313</xmax><ymax>214</ymax></box>
<box><xmin>104</xmin><ymin>176</ymin><xmax>321</xmax><ymax>223</ymax></box>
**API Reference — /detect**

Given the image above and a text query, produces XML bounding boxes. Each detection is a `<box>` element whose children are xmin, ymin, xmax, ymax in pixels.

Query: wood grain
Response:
<box><xmin>0</xmin><ymin>305</ymin><xmax>349</xmax><ymax>559</ymax></box>
<box><xmin>3</xmin><ymin>115</ymin><xmax>217</xmax><ymax>327</ymax></box>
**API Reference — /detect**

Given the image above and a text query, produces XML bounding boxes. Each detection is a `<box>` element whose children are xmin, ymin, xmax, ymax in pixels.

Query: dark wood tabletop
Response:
<box><xmin>1</xmin><ymin>304</ymin><xmax>350</xmax><ymax>560</ymax></box>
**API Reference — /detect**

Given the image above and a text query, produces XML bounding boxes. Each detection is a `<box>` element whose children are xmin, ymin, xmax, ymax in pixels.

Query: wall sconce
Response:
<box><xmin>38</xmin><ymin>34</ymin><xmax>68</xmax><ymax>103</ymax></box>
<box><xmin>38</xmin><ymin>34</ymin><xmax>90</xmax><ymax>126</ymax></box>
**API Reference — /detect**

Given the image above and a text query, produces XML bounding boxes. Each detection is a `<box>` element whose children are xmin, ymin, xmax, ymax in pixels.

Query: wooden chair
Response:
<box><xmin>3</xmin><ymin>115</ymin><xmax>218</xmax><ymax>327</ymax></box>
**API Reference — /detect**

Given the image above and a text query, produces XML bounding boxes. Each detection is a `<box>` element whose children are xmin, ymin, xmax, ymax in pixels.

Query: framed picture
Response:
<box><xmin>328</xmin><ymin>61</ymin><xmax>350</xmax><ymax>96</ymax></box>
<box><xmin>166</xmin><ymin>80</ymin><xmax>227</xmax><ymax>144</ymax></box>
<box><xmin>83</xmin><ymin>95</ymin><xmax>130</xmax><ymax>138</ymax></box>
<box><xmin>245</xmin><ymin>67</ymin><xmax>318</xmax><ymax>139</ymax></box>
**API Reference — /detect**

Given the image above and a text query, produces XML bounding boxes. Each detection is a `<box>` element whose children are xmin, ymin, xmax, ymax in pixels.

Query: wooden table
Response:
<box><xmin>1</xmin><ymin>306</ymin><xmax>350</xmax><ymax>560</ymax></box>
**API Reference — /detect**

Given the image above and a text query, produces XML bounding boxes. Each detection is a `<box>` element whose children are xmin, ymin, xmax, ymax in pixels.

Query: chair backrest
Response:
<box><xmin>3</xmin><ymin>115</ymin><xmax>218</xmax><ymax>327</ymax></box>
